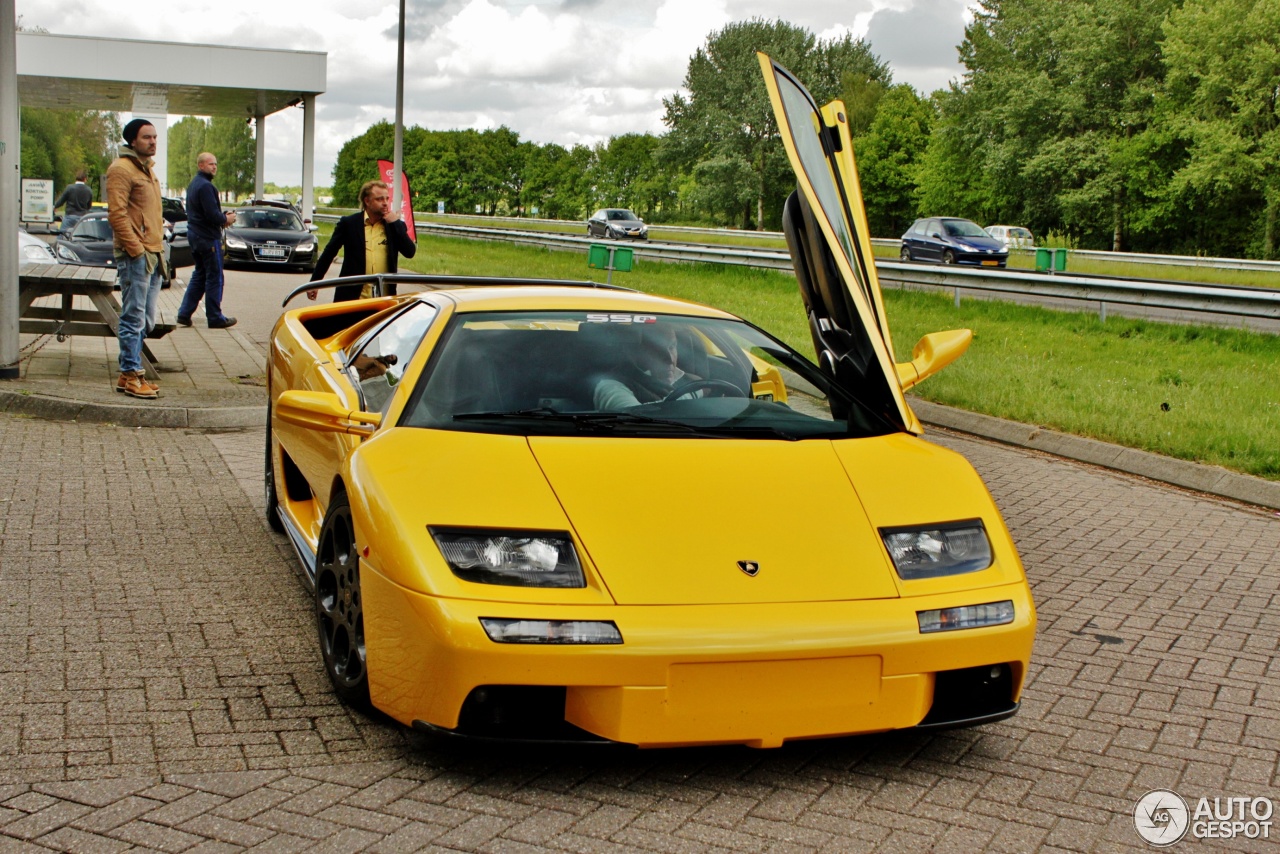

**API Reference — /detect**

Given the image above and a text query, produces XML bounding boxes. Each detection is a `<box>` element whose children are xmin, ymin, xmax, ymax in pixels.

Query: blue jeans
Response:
<box><xmin>178</xmin><ymin>242</ymin><xmax>227</xmax><ymax>322</ymax></box>
<box><xmin>116</xmin><ymin>253</ymin><xmax>162</xmax><ymax>374</ymax></box>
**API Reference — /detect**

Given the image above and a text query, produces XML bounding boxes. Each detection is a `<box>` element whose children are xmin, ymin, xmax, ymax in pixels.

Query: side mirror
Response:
<box><xmin>930</xmin><ymin>232</ymin><xmax>943</xmax><ymax>239</ymax></box>
<box><xmin>307</xmin><ymin>223</ymin><xmax>318</xmax><ymax>233</ymax></box>
<box><xmin>896</xmin><ymin>329</ymin><xmax>972</xmax><ymax>390</ymax></box>
<box><xmin>274</xmin><ymin>390</ymin><xmax>382</xmax><ymax>436</ymax></box>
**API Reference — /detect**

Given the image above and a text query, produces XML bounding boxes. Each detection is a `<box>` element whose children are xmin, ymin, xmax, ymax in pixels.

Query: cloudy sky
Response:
<box><xmin>17</xmin><ymin>0</ymin><xmax>973</xmax><ymax>188</ymax></box>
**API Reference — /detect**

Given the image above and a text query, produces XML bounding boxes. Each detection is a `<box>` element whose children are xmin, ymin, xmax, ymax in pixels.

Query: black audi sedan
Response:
<box><xmin>900</xmin><ymin>217</ymin><xmax>1008</xmax><ymax>267</ymax></box>
<box><xmin>222</xmin><ymin>205</ymin><xmax>318</xmax><ymax>273</ymax></box>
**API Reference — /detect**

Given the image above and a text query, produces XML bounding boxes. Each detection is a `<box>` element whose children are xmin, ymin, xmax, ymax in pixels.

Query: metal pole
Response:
<box><xmin>0</xmin><ymin>0</ymin><xmax>20</xmax><ymax>379</ymax></box>
<box><xmin>391</xmin><ymin>0</ymin><xmax>405</xmax><ymax>212</ymax></box>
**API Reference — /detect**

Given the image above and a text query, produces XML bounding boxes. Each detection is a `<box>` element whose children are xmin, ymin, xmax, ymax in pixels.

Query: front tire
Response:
<box><xmin>942</xmin><ymin>250</ymin><xmax>956</xmax><ymax>264</ymax></box>
<box><xmin>316</xmin><ymin>492</ymin><xmax>370</xmax><ymax>708</ymax></box>
<box><xmin>900</xmin><ymin>246</ymin><xmax>912</xmax><ymax>261</ymax></box>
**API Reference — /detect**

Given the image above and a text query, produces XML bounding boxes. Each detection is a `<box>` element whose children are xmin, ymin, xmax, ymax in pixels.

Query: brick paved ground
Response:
<box><xmin>1</xmin><ymin>413</ymin><xmax>1276</xmax><ymax>852</ymax></box>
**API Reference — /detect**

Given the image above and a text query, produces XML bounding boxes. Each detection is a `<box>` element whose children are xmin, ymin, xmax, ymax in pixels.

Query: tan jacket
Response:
<box><xmin>105</xmin><ymin>148</ymin><xmax>164</xmax><ymax>258</ymax></box>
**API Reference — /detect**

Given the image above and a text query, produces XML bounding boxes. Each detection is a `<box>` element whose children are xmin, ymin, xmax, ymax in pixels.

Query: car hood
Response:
<box><xmin>946</xmin><ymin>234</ymin><xmax>1004</xmax><ymax>250</ymax></box>
<box><xmin>227</xmin><ymin>227</ymin><xmax>311</xmax><ymax>244</ymax></box>
<box><xmin>56</xmin><ymin>237</ymin><xmax>115</xmax><ymax>265</ymax></box>
<box><xmin>355</xmin><ymin>429</ymin><xmax>906</xmax><ymax>606</ymax></box>
<box><xmin>528</xmin><ymin>437</ymin><xmax>898</xmax><ymax>605</ymax></box>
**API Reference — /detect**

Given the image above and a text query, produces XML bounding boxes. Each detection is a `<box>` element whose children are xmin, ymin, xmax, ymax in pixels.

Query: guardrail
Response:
<box><xmin>317</xmin><ymin>208</ymin><xmax>1280</xmax><ymax>273</ymax></box>
<box><xmin>312</xmin><ymin>214</ymin><xmax>1280</xmax><ymax>324</ymax></box>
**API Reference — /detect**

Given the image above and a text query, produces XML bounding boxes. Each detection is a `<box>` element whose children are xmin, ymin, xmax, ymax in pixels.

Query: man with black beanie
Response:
<box><xmin>105</xmin><ymin>118</ymin><xmax>165</xmax><ymax>399</ymax></box>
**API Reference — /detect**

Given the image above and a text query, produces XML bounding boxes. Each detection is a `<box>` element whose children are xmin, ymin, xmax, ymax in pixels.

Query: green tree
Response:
<box><xmin>166</xmin><ymin>116</ymin><xmax>255</xmax><ymax>198</ymax></box>
<box><xmin>662</xmin><ymin>19</ymin><xmax>889</xmax><ymax>230</ymax></box>
<box><xmin>167</xmin><ymin>116</ymin><xmax>206</xmax><ymax>188</ymax></box>
<box><xmin>1160</xmin><ymin>0</ymin><xmax>1280</xmax><ymax>256</ymax></box>
<box><xmin>20</xmin><ymin>108</ymin><xmax>119</xmax><ymax>195</ymax></box>
<box><xmin>854</xmin><ymin>85</ymin><xmax>933</xmax><ymax>237</ymax></box>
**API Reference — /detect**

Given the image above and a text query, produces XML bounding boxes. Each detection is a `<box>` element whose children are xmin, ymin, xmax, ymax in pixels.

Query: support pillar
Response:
<box><xmin>254</xmin><ymin>111</ymin><xmax>265</xmax><ymax>200</ymax></box>
<box><xmin>0</xmin><ymin>0</ymin><xmax>20</xmax><ymax>379</ymax></box>
<box><xmin>301</xmin><ymin>95</ymin><xmax>315</xmax><ymax>224</ymax></box>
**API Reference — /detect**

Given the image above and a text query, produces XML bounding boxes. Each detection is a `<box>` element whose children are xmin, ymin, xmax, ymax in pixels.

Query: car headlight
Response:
<box><xmin>24</xmin><ymin>244</ymin><xmax>52</xmax><ymax>261</ymax></box>
<box><xmin>225</xmin><ymin>234</ymin><xmax>247</xmax><ymax>249</ymax></box>
<box><xmin>880</xmin><ymin>520</ymin><xmax>992</xmax><ymax>580</ymax></box>
<box><xmin>430</xmin><ymin>527</ymin><xmax>585</xmax><ymax>588</ymax></box>
<box><xmin>295</xmin><ymin>239</ymin><xmax>315</xmax><ymax>253</ymax></box>
<box><xmin>56</xmin><ymin>244</ymin><xmax>80</xmax><ymax>261</ymax></box>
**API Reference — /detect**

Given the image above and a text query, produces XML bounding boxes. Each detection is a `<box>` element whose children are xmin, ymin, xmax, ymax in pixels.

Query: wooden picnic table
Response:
<box><xmin>19</xmin><ymin>263</ymin><xmax>175</xmax><ymax>380</ymax></box>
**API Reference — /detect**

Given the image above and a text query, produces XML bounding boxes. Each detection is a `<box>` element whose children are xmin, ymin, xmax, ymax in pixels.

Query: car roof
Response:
<box><xmin>432</xmin><ymin>285</ymin><xmax>733</xmax><ymax>318</ymax></box>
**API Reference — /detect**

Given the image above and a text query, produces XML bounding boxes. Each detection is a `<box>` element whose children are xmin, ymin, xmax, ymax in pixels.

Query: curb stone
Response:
<box><xmin>0</xmin><ymin>387</ymin><xmax>265</xmax><ymax>429</ymax></box>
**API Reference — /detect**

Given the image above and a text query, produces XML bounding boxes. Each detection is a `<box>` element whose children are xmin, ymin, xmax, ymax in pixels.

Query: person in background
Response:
<box><xmin>105</xmin><ymin>118</ymin><xmax>165</xmax><ymax>400</ymax></box>
<box><xmin>178</xmin><ymin>152</ymin><xmax>238</xmax><ymax>329</ymax></box>
<box><xmin>307</xmin><ymin>180</ymin><xmax>415</xmax><ymax>302</ymax></box>
<box><xmin>53</xmin><ymin>170</ymin><xmax>93</xmax><ymax>236</ymax></box>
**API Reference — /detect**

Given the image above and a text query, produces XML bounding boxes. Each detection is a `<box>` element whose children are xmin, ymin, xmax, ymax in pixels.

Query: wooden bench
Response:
<box><xmin>19</xmin><ymin>263</ymin><xmax>175</xmax><ymax>380</ymax></box>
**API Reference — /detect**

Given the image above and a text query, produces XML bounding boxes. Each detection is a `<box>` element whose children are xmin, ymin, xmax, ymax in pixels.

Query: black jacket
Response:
<box><xmin>185</xmin><ymin>171</ymin><xmax>228</xmax><ymax>251</ymax></box>
<box><xmin>311</xmin><ymin>211</ymin><xmax>417</xmax><ymax>301</ymax></box>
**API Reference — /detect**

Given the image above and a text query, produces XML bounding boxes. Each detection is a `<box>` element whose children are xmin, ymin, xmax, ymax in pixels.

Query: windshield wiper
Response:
<box><xmin>453</xmin><ymin>408</ymin><xmax>798</xmax><ymax>440</ymax></box>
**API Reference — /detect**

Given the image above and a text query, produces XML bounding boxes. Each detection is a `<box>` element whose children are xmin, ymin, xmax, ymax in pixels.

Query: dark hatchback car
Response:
<box><xmin>900</xmin><ymin>217</ymin><xmax>1008</xmax><ymax>267</ymax></box>
<box><xmin>587</xmin><ymin>208</ymin><xmax>648</xmax><ymax>240</ymax></box>
<box><xmin>223</xmin><ymin>206</ymin><xmax>318</xmax><ymax>273</ymax></box>
<box><xmin>53</xmin><ymin>210</ymin><xmax>179</xmax><ymax>287</ymax></box>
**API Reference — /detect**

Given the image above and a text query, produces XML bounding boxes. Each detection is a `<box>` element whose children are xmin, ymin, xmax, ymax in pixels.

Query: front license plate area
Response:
<box><xmin>981</xmin><ymin>259</ymin><xmax>998</xmax><ymax>266</ymax></box>
<box><xmin>259</xmin><ymin>247</ymin><xmax>287</xmax><ymax>258</ymax></box>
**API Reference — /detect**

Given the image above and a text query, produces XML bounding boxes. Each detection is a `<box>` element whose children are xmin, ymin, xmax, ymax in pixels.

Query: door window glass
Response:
<box><xmin>346</xmin><ymin>301</ymin><xmax>439</xmax><ymax>415</ymax></box>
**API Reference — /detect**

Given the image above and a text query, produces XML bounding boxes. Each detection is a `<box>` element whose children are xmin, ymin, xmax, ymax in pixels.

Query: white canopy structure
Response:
<box><xmin>2</xmin><ymin>27</ymin><xmax>327</xmax><ymax>377</ymax></box>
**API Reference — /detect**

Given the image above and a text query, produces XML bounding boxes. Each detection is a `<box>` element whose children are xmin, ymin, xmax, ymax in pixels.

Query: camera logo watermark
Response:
<box><xmin>1134</xmin><ymin>790</ymin><xmax>1274</xmax><ymax>846</ymax></box>
<box><xmin>1135</xmin><ymin>790</ymin><xmax>1190</xmax><ymax>846</ymax></box>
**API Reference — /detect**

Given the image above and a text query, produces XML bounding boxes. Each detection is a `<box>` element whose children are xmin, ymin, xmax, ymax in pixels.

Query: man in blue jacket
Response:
<box><xmin>178</xmin><ymin>152</ymin><xmax>238</xmax><ymax>329</ymax></box>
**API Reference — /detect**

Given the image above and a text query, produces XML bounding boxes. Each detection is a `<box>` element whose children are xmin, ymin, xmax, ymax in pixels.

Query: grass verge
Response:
<box><xmin>330</xmin><ymin>227</ymin><xmax>1280</xmax><ymax>481</ymax></box>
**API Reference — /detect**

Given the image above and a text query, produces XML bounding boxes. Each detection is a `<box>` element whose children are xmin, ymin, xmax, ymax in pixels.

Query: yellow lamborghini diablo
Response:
<box><xmin>263</xmin><ymin>58</ymin><xmax>1034</xmax><ymax>749</ymax></box>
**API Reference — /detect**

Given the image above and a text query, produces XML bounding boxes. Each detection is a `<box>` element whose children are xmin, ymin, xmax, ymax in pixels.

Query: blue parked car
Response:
<box><xmin>900</xmin><ymin>217</ymin><xmax>1008</xmax><ymax>267</ymax></box>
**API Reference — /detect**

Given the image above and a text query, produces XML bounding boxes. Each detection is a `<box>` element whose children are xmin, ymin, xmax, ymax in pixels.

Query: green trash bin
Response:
<box><xmin>587</xmin><ymin>243</ymin><xmax>611</xmax><ymax>270</ymax></box>
<box><xmin>587</xmin><ymin>244</ymin><xmax>634</xmax><ymax>273</ymax></box>
<box><xmin>1034</xmin><ymin>247</ymin><xmax>1051</xmax><ymax>272</ymax></box>
<box><xmin>1052</xmin><ymin>247</ymin><xmax>1068</xmax><ymax>272</ymax></box>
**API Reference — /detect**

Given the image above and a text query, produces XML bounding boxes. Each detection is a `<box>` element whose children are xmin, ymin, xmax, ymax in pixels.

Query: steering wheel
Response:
<box><xmin>662</xmin><ymin>379</ymin><xmax>746</xmax><ymax>402</ymax></box>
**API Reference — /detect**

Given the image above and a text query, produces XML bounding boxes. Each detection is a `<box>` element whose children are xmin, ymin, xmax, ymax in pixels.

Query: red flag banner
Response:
<box><xmin>377</xmin><ymin>160</ymin><xmax>416</xmax><ymax>242</ymax></box>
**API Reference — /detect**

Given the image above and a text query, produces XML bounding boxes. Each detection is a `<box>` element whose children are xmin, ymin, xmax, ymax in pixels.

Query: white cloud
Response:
<box><xmin>15</xmin><ymin>0</ymin><xmax>968</xmax><ymax>185</ymax></box>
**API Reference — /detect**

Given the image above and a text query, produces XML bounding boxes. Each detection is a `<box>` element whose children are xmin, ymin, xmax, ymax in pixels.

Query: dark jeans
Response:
<box><xmin>178</xmin><ymin>242</ymin><xmax>228</xmax><ymax>322</ymax></box>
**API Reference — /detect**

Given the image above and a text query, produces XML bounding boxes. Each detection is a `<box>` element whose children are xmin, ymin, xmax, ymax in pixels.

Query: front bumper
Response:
<box><xmin>224</xmin><ymin>242</ymin><xmax>315</xmax><ymax>267</ymax></box>
<box><xmin>362</xmin><ymin>565</ymin><xmax>1035</xmax><ymax>748</ymax></box>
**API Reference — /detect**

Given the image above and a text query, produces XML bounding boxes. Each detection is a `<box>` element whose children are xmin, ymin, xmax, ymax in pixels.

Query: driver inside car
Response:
<box><xmin>593</xmin><ymin>323</ymin><xmax>705</xmax><ymax>410</ymax></box>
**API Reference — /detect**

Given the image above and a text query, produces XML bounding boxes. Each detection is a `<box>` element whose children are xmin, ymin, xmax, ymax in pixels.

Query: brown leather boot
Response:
<box><xmin>116</xmin><ymin>372</ymin><xmax>158</xmax><ymax>400</ymax></box>
<box><xmin>133</xmin><ymin>371</ymin><xmax>160</xmax><ymax>394</ymax></box>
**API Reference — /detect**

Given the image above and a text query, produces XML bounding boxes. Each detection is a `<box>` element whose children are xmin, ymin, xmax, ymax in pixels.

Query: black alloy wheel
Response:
<box><xmin>316</xmin><ymin>493</ymin><xmax>371</xmax><ymax>707</ymax></box>
<box><xmin>899</xmin><ymin>246</ymin><xmax>912</xmax><ymax>261</ymax></box>
<box><xmin>942</xmin><ymin>250</ymin><xmax>956</xmax><ymax>264</ymax></box>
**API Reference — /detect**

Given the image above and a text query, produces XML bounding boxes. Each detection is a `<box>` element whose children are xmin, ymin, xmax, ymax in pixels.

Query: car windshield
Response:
<box><xmin>943</xmin><ymin>220</ymin><xmax>989</xmax><ymax>238</ymax></box>
<box><xmin>72</xmin><ymin>218</ymin><xmax>113</xmax><ymax>241</ymax></box>
<box><xmin>1010</xmin><ymin>227</ymin><xmax>1032</xmax><ymax>238</ymax></box>
<box><xmin>401</xmin><ymin>311</ymin><xmax>896</xmax><ymax>440</ymax></box>
<box><xmin>236</xmin><ymin>209</ymin><xmax>303</xmax><ymax>230</ymax></box>
<box><xmin>606</xmin><ymin>210</ymin><xmax>638</xmax><ymax>221</ymax></box>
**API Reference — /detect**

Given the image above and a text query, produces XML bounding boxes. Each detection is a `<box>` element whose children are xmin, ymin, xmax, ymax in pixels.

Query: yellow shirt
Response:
<box><xmin>360</xmin><ymin>219</ymin><xmax>388</xmax><ymax>298</ymax></box>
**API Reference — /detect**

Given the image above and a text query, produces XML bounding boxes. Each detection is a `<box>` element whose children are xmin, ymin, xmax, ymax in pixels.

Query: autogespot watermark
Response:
<box><xmin>1134</xmin><ymin>789</ymin><xmax>1275</xmax><ymax>846</ymax></box>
